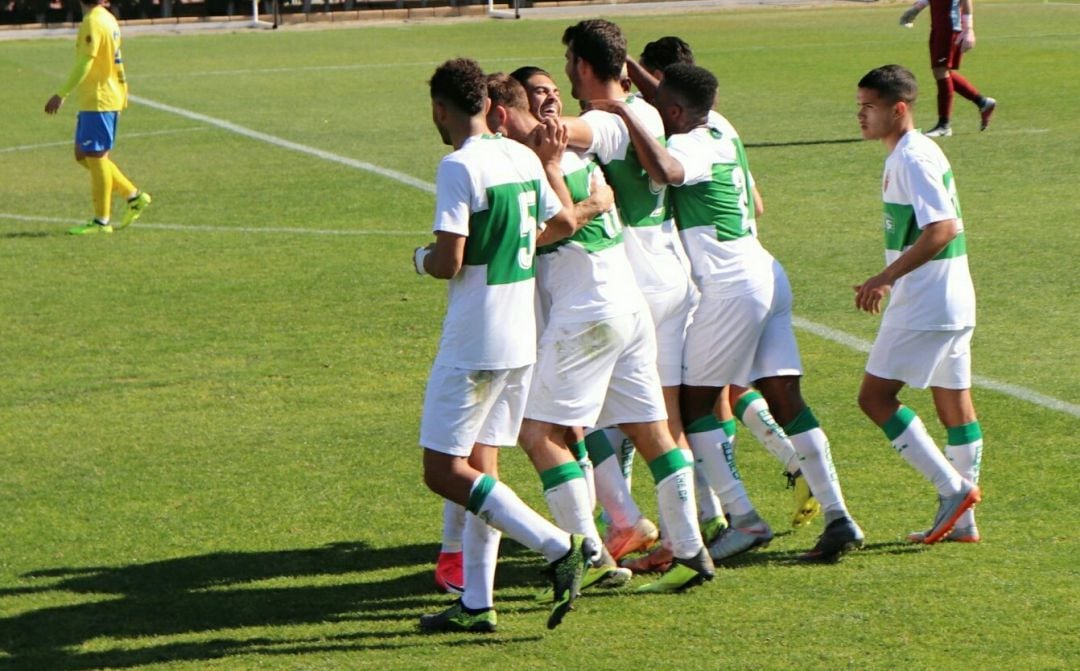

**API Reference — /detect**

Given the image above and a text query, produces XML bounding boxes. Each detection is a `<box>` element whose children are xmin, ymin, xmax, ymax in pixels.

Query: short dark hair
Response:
<box><xmin>561</xmin><ymin>19</ymin><xmax>626</xmax><ymax>82</ymax></box>
<box><xmin>640</xmin><ymin>36</ymin><xmax>695</xmax><ymax>72</ymax></box>
<box><xmin>509</xmin><ymin>66</ymin><xmax>552</xmax><ymax>87</ymax></box>
<box><xmin>487</xmin><ymin>73</ymin><xmax>529</xmax><ymax>112</ymax></box>
<box><xmin>660</xmin><ymin>63</ymin><xmax>717</xmax><ymax>117</ymax></box>
<box><xmin>858</xmin><ymin>64</ymin><xmax>918</xmax><ymax>105</ymax></box>
<box><xmin>429</xmin><ymin>58</ymin><xmax>488</xmax><ymax>116</ymax></box>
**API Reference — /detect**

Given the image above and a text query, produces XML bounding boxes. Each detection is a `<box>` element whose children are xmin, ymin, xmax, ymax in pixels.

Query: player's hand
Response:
<box><xmin>44</xmin><ymin>95</ymin><xmax>64</xmax><ymax>115</ymax></box>
<box><xmin>853</xmin><ymin>274</ymin><xmax>892</xmax><ymax>314</ymax></box>
<box><xmin>899</xmin><ymin>6</ymin><xmax>921</xmax><ymax>27</ymax></box>
<box><xmin>528</xmin><ymin>118</ymin><xmax>568</xmax><ymax>165</ymax></box>
<box><xmin>589</xmin><ymin>173</ymin><xmax>615</xmax><ymax>213</ymax></box>
<box><xmin>413</xmin><ymin>244</ymin><xmax>433</xmax><ymax>275</ymax></box>
<box><xmin>956</xmin><ymin>28</ymin><xmax>976</xmax><ymax>52</ymax></box>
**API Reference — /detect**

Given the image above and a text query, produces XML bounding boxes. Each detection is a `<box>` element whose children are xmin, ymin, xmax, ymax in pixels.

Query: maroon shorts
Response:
<box><xmin>930</xmin><ymin>28</ymin><xmax>963</xmax><ymax>70</ymax></box>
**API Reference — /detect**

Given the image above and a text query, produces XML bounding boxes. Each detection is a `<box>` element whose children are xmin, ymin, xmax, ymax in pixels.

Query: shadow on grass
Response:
<box><xmin>0</xmin><ymin>540</ymin><xmax>544</xmax><ymax>671</ymax></box>
<box><xmin>710</xmin><ymin>540</ymin><xmax>923</xmax><ymax>569</ymax></box>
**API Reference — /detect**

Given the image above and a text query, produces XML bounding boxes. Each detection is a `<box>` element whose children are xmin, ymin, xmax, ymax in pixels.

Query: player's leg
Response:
<box><xmin>69</xmin><ymin>112</ymin><xmax>115</xmax><ymax>234</ymax></box>
<box><xmin>925</xmin><ymin>27</ymin><xmax>956</xmax><ymax>136</ymax></box>
<box><xmin>419</xmin><ymin>365</ymin><xmax>589</xmax><ymax>631</ymax></box>
<box><xmin>949</xmin><ymin>69</ymin><xmax>996</xmax><ymax>131</ymax></box>
<box><xmin>729</xmin><ymin>383</ymin><xmax>817</xmax><ymax>529</ymax></box>
<box><xmin>916</xmin><ymin>328</ymin><xmax>982</xmax><ymax>542</ymax></box>
<box><xmin>585</xmin><ymin>427</ymin><xmax>658</xmax><ymax>561</ymax></box>
<box><xmin>435</xmin><ymin>500</ymin><xmax>466</xmax><ymax>594</ymax></box>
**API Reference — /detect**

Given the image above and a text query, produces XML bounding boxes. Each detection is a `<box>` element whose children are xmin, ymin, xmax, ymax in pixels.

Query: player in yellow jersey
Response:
<box><xmin>44</xmin><ymin>0</ymin><xmax>150</xmax><ymax>235</ymax></box>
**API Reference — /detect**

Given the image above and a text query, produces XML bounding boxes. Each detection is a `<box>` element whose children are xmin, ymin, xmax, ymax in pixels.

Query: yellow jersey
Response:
<box><xmin>74</xmin><ymin>5</ymin><xmax>127</xmax><ymax>111</ymax></box>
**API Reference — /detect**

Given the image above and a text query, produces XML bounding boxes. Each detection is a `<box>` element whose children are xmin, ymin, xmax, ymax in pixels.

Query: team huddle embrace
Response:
<box><xmin>413</xmin><ymin>18</ymin><xmax>985</xmax><ymax>634</ymax></box>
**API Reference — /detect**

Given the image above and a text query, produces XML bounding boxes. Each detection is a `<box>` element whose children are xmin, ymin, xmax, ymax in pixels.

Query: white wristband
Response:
<box><xmin>961</xmin><ymin>13</ymin><xmax>973</xmax><ymax>30</ymax></box>
<box><xmin>413</xmin><ymin>247</ymin><xmax>431</xmax><ymax>275</ymax></box>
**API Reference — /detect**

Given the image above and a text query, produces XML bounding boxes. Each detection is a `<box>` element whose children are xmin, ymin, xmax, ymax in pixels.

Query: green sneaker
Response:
<box><xmin>700</xmin><ymin>515</ymin><xmax>729</xmax><ymax>546</ymax></box>
<box><xmin>418</xmin><ymin>600</ymin><xmax>497</xmax><ymax>633</ymax></box>
<box><xmin>635</xmin><ymin>547</ymin><xmax>714</xmax><ymax>594</ymax></box>
<box><xmin>546</xmin><ymin>534</ymin><xmax>594</xmax><ymax>630</ymax></box>
<box><xmin>536</xmin><ymin>545</ymin><xmax>630</xmax><ymax>603</ymax></box>
<box><xmin>118</xmin><ymin>191</ymin><xmax>151</xmax><ymax>229</ymax></box>
<box><xmin>68</xmin><ymin>219</ymin><xmax>113</xmax><ymax>235</ymax></box>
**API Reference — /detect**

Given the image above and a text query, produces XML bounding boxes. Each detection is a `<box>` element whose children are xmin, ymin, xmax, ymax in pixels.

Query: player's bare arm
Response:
<box><xmin>414</xmin><ymin>231</ymin><xmax>466</xmax><ymax>279</ymax></box>
<box><xmin>625</xmin><ymin>57</ymin><xmax>660</xmax><ymax>102</ymax></box>
<box><xmin>561</xmin><ymin>115</ymin><xmax>594</xmax><ymax>151</ymax></box>
<box><xmin>854</xmin><ymin>218</ymin><xmax>959</xmax><ymax>313</ymax></box>
<box><xmin>586</xmin><ymin>98</ymin><xmax>685</xmax><ymax>186</ymax></box>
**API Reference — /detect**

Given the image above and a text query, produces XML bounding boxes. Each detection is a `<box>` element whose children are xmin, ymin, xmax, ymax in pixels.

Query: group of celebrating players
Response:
<box><xmin>412</xmin><ymin>13</ymin><xmax>985</xmax><ymax>633</ymax></box>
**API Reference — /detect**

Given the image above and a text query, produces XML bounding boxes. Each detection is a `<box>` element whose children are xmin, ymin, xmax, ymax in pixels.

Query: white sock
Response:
<box><xmin>693</xmin><ymin>457</ymin><xmax>724</xmax><ymax>522</ymax></box>
<box><xmin>946</xmin><ymin>421</ymin><xmax>984</xmax><ymax>528</ymax></box>
<box><xmin>440</xmin><ymin>500</ymin><xmax>466</xmax><ymax>553</ymax></box>
<box><xmin>886</xmin><ymin>408</ymin><xmax>963</xmax><ymax>496</ymax></box>
<box><xmin>686</xmin><ymin>418</ymin><xmax>754</xmax><ymax>517</ymax></box>
<box><xmin>469</xmin><ymin>475</ymin><xmax>570</xmax><ymax>563</ymax></box>
<box><xmin>461</xmin><ymin>512</ymin><xmax>500</xmax><ymax>610</ymax></box>
<box><xmin>543</xmin><ymin>475</ymin><xmax>602</xmax><ymax>561</ymax></box>
<box><xmin>789</xmin><ymin>425</ymin><xmax>850</xmax><ymax>519</ymax></box>
<box><xmin>603</xmin><ymin>427</ymin><xmax>636</xmax><ymax>483</ymax></box>
<box><xmin>736</xmin><ymin>392</ymin><xmax>800</xmax><ymax>473</ymax></box>
<box><xmin>650</xmin><ymin>451</ymin><xmax>703</xmax><ymax>560</ymax></box>
<box><xmin>593</xmin><ymin>456</ymin><xmax>641</xmax><ymax>530</ymax></box>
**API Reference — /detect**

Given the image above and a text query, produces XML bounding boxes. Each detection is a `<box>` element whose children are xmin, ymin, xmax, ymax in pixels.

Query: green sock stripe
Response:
<box><xmin>686</xmin><ymin>414</ymin><xmax>724</xmax><ymax>434</ymax></box>
<box><xmin>883</xmin><ymin>406</ymin><xmax>918</xmax><ymax>441</ymax></box>
<box><xmin>466</xmin><ymin>474</ymin><xmax>496</xmax><ymax>515</ymax></box>
<box><xmin>647</xmin><ymin>449</ymin><xmax>692</xmax><ymax>483</ymax></box>
<box><xmin>784</xmin><ymin>407</ymin><xmax>820</xmax><ymax>436</ymax></box>
<box><xmin>947</xmin><ymin>421</ymin><xmax>982</xmax><ymax>445</ymax></box>
<box><xmin>719</xmin><ymin>418</ymin><xmax>737</xmax><ymax>436</ymax></box>
<box><xmin>733</xmin><ymin>391</ymin><xmax>763</xmax><ymax>420</ymax></box>
<box><xmin>584</xmin><ymin>431</ymin><xmax>616</xmax><ymax>464</ymax></box>
<box><xmin>540</xmin><ymin>461</ymin><xmax>585</xmax><ymax>490</ymax></box>
<box><xmin>569</xmin><ymin>439</ymin><xmax>588</xmax><ymax>462</ymax></box>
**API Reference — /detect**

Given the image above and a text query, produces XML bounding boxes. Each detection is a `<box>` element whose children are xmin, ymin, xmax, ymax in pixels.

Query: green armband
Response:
<box><xmin>57</xmin><ymin>56</ymin><xmax>94</xmax><ymax>98</ymax></box>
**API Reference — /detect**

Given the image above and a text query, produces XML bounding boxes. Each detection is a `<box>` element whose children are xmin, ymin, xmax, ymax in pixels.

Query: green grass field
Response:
<box><xmin>1</xmin><ymin>1</ymin><xmax>1078</xmax><ymax>668</ymax></box>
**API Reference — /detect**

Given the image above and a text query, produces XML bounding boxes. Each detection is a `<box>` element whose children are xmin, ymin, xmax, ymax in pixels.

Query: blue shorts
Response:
<box><xmin>75</xmin><ymin>111</ymin><xmax>119</xmax><ymax>153</ymax></box>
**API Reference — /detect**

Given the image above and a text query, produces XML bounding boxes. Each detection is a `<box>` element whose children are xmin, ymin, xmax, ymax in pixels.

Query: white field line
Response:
<box><xmin>15</xmin><ymin>94</ymin><xmax>1076</xmax><ymax>419</ymax></box>
<box><xmin>0</xmin><ymin>127</ymin><xmax>207</xmax><ymax>154</ymax></box>
<box><xmin>0</xmin><ymin>213</ymin><xmax>422</xmax><ymax>236</ymax></box>
<box><xmin>129</xmin><ymin>94</ymin><xmax>436</xmax><ymax>195</ymax></box>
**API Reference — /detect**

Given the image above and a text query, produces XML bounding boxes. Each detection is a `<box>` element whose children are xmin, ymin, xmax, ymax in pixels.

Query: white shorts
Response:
<box><xmin>866</xmin><ymin>326</ymin><xmax>973</xmax><ymax>389</ymax></box>
<box><xmin>643</xmin><ymin>284</ymin><xmax>695</xmax><ymax>387</ymax></box>
<box><xmin>419</xmin><ymin>364</ymin><xmax>533</xmax><ymax>457</ymax></box>
<box><xmin>526</xmin><ymin>311</ymin><xmax>668</xmax><ymax>428</ymax></box>
<box><xmin>682</xmin><ymin>262</ymin><xmax>802</xmax><ymax>387</ymax></box>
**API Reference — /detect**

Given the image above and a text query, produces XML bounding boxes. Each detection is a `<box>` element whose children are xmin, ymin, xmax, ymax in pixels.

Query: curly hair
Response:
<box><xmin>429</xmin><ymin>58</ymin><xmax>488</xmax><ymax>116</ymax></box>
<box><xmin>858</xmin><ymin>65</ymin><xmax>918</xmax><ymax>105</ymax></box>
<box><xmin>640</xmin><ymin>36</ymin><xmax>695</xmax><ymax>73</ymax></box>
<box><xmin>661</xmin><ymin>63</ymin><xmax>718</xmax><ymax>117</ymax></box>
<box><xmin>561</xmin><ymin>19</ymin><xmax>626</xmax><ymax>83</ymax></box>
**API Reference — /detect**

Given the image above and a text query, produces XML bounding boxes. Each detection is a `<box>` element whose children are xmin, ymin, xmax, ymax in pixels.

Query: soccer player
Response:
<box><xmin>44</xmin><ymin>0</ymin><xmax>150</xmax><ymax>235</ymax></box>
<box><xmin>510</xmin><ymin>65</ymin><xmax>662</xmax><ymax>565</ymax></box>
<box><xmin>414</xmin><ymin>58</ymin><xmax>593</xmax><ymax>633</ymax></box>
<box><xmin>486</xmin><ymin>72</ymin><xmax>713</xmax><ymax>594</ymax></box>
<box><xmin>559</xmin><ymin>20</ymin><xmax>703</xmax><ymax>571</ymax></box>
<box><xmin>628</xmin><ymin>35</ymin><xmax>822</xmax><ymax>532</ymax></box>
<box><xmin>898</xmin><ymin>0</ymin><xmax>996</xmax><ymax>136</ymax></box>
<box><xmin>854</xmin><ymin>64</ymin><xmax>983</xmax><ymax>544</ymax></box>
<box><xmin>590</xmin><ymin>63</ymin><xmax>865</xmax><ymax>563</ymax></box>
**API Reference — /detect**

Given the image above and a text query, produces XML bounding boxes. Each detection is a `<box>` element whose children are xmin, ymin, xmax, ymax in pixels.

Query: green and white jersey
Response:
<box><xmin>880</xmin><ymin>130</ymin><xmax>975</xmax><ymax>330</ymax></box>
<box><xmin>432</xmin><ymin>134</ymin><xmax>563</xmax><ymax>369</ymax></box>
<box><xmin>582</xmin><ymin>97</ymin><xmax>691</xmax><ymax>296</ymax></box>
<box><xmin>536</xmin><ymin>150</ymin><xmax>645</xmax><ymax>326</ymax></box>
<box><xmin>667</xmin><ymin>112</ymin><xmax>774</xmax><ymax>298</ymax></box>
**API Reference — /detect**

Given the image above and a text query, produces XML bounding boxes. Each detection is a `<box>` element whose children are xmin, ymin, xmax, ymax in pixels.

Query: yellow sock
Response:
<box><xmin>84</xmin><ymin>157</ymin><xmax>113</xmax><ymax>222</ymax></box>
<box><xmin>108</xmin><ymin>159</ymin><xmax>137</xmax><ymax>200</ymax></box>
